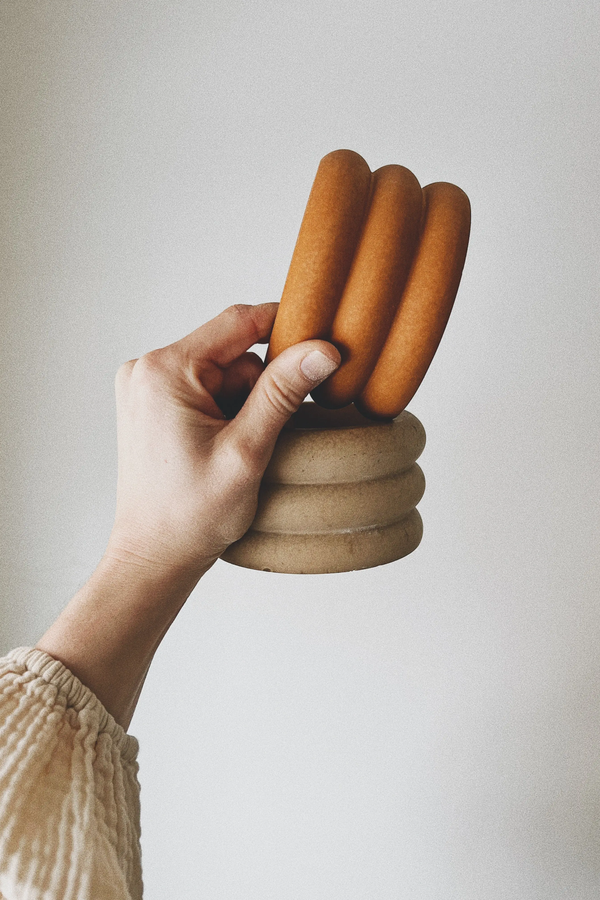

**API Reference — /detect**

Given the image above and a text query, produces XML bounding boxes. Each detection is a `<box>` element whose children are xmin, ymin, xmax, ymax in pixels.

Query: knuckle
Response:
<box><xmin>263</xmin><ymin>373</ymin><xmax>303</xmax><ymax>417</ymax></box>
<box><xmin>225</xmin><ymin>303</ymin><xmax>260</xmax><ymax>342</ymax></box>
<box><xmin>114</xmin><ymin>359</ymin><xmax>136</xmax><ymax>390</ymax></box>
<box><xmin>129</xmin><ymin>350</ymin><xmax>168</xmax><ymax>385</ymax></box>
<box><xmin>227</xmin><ymin>302</ymin><xmax>254</xmax><ymax>319</ymax></box>
<box><xmin>220</xmin><ymin>441</ymin><xmax>261</xmax><ymax>484</ymax></box>
<box><xmin>113</xmin><ymin>351</ymin><xmax>176</xmax><ymax>402</ymax></box>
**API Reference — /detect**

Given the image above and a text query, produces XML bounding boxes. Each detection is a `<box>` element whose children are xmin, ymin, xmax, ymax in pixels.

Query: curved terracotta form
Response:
<box><xmin>267</xmin><ymin>149</ymin><xmax>471</xmax><ymax>419</ymax></box>
<box><xmin>221</xmin><ymin>403</ymin><xmax>426</xmax><ymax>574</ymax></box>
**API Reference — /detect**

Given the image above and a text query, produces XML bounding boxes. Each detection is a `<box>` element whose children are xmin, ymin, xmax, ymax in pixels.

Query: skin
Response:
<box><xmin>35</xmin><ymin>302</ymin><xmax>340</xmax><ymax>731</ymax></box>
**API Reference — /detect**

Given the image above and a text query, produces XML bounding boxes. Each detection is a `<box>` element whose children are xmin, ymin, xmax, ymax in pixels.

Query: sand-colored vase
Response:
<box><xmin>222</xmin><ymin>403</ymin><xmax>426</xmax><ymax>574</ymax></box>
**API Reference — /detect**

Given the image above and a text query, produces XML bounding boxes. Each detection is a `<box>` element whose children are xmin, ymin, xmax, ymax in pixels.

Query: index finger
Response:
<box><xmin>173</xmin><ymin>303</ymin><xmax>279</xmax><ymax>368</ymax></box>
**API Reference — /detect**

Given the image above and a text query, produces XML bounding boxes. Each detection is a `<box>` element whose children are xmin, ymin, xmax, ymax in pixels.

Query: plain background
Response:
<box><xmin>1</xmin><ymin>2</ymin><xmax>599</xmax><ymax>897</ymax></box>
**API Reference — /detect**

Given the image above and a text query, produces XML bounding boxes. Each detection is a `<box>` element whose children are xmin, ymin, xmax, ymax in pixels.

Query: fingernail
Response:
<box><xmin>300</xmin><ymin>350</ymin><xmax>339</xmax><ymax>383</ymax></box>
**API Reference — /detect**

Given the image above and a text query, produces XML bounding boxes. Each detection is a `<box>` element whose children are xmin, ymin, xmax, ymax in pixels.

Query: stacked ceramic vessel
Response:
<box><xmin>222</xmin><ymin>403</ymin><xmax>426</xmax><ymax>574</ymax></box>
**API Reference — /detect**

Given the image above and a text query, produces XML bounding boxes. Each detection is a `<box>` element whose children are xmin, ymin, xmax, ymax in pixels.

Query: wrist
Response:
<box><xmin>35</xmin><ymin>548</ymin><xmax>211</xmax><ymax>730</ymax></box>
<box><xmin>104</xmin><ymin>529</ymin><xmax>217</xmax><ymax>591</ymax></box>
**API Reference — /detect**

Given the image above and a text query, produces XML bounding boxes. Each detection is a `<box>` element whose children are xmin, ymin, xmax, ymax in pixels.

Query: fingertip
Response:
<box><xmin>300</xmin><ymin>349</ymin><xmax>340</xmax><ymax>383</ymax></box>
<box><xmin>253</xmin><ymin>302</ymin><xmax>280</xmax><ymax>337</ymax></box>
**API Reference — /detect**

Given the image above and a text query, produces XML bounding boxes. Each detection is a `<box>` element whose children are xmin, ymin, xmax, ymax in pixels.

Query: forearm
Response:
<box><xmin>35</xmin><ymin>552</ymin><xmax>210</xmax><ymax>730</ymax></box>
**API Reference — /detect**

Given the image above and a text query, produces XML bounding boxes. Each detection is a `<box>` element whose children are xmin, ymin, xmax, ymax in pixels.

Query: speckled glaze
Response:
<box><xmin>221</xmin><ymin>403</ymin><xmax>426</xmax><ymax>574</ymax></box>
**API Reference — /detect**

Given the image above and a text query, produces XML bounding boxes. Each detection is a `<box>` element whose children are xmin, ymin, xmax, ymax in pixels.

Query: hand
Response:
<box><xmin>105</xmin><ymin>302</ymin><xmax>340</xmax><ymax>580</ymax></box>
<box><xmin>36</xmin><ymin>303</ymin><xmax>340</xmax><ymax>729</ymax></box>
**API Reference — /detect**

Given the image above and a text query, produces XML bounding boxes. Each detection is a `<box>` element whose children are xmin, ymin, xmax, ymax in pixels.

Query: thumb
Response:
<box><xmin>229</xmin><ymin>340</ymin><xmax>340</xmax><ymax>470</ymax></box>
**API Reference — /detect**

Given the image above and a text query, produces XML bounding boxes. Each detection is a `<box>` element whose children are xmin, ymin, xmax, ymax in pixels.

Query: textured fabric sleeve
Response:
<box><xmin>0</xmin><ymin>647</ymin><xmax>143</xmax><ymax>900</ymax></box>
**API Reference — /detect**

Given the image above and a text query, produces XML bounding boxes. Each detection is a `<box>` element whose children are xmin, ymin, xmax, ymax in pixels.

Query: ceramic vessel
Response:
<box><xmin>222</xmin><ymin>403</ymin><xmax>426</xmax><ymax>574</ymax></box>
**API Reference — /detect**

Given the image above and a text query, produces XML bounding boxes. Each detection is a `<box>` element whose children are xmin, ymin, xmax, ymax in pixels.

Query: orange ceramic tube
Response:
<box><xmin>266</xmin><ymin>149</ymin><xmax>372</xmax><ymax>363</ymax></box>
<box><xmin>312</xmin><ymin>164</ymin><xmax>423</xmax><ymax>408</ymax></box>
<box><xmin>356</xmin><ymin>182</ymin><xmax>471</xmax><ymax>419</ymax></box>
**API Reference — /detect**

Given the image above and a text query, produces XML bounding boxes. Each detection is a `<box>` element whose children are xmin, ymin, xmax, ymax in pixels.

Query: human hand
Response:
<box><xmin>105</xmin><ymin>303</ymin><xmax>340</xmax><ymax>580</ymax></box>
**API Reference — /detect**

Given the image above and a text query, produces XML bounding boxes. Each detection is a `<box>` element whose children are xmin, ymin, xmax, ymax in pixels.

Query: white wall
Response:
<box><xmin>2</xmin><ymin>2</ymin><xmax>599</xmax><ymax>897</ymax></box>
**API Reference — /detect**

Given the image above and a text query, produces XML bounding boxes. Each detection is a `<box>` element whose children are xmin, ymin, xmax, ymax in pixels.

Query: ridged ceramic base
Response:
<box><xmin>222</xmin><ymin>403</ymin><xmax>426</xmax><ymax>574</ymax></box>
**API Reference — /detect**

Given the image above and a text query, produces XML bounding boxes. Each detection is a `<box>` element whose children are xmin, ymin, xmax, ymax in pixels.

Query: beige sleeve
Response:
<box><xmin>0</xmin><ymin>647</ymin><xmax>143</xmax><ymax>900</ymax></box>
